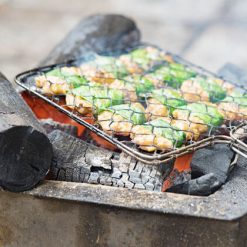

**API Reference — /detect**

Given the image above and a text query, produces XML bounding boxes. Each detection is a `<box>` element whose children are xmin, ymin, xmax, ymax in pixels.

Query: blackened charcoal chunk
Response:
<box><xmin>85</xmin><ymin>144</ymin><xmax>112</xmax><ymax>170</ymax></box>
<box><xmin>88</xmin><ymin>172</ymin><xmax>100</xmax><ymax>184</ymax></box>
<box><xmin>129</xmin><ymin>176</ymin><xmax>142</xmax><ymax>184</ymax></box>
<box><xmin>121</xmin><ymin>173</ymin><xmax>129</xmax><ymax>182</ymax></box>
<box><xmin>48</xmin><ymin>130</ymin><xmax>89</xmax><ymax>170</ymax></box>
<box><xmin>40</xmin><ymin>118</ymin><xmax>78</xmax><ymax>137</ymax></box>
<box><xmin>134</xmin><ymin>183</ymin><xmax>145</xmax><ymax>190</ymax></box>
<box><xmin>191</xmin><ymin>144</ymin><xmax>235</xmax><ymax>184</ymax></box>
<box><xmin>0</xmin><ymin>126</ymin><xmax>53</xmax><ymax>192</ymax></box>
<box><xmin>99</xmin><ymin>175</ymin><xmax>112</xmax><ymax>186</ymax></box>
<box><xmin>42</xmin><ymin>14</ymin><xmax>140</xmax><ymax>65</ymax></box>
<box><xmin>111</xmin><ymin>168</ymin><xmax>122</xmax><ymax>179</ymax></box>
<box><xmin>117</xmin><ymin>180</ymin><xmax>125</xmax><ymax>188</ymax></box>
<box><xmin>168</xmin><ymin>144</ymin><xmax>235</xmax><ymax>196</ymax></box>
<box><xmin>48</xmin><ymin>131</ymin><xmax>173</xmax><ymax>191</ymax></box>
<box><xmin>167</xmin><ymin>173</ymin><xmax>221</xmax><ymax>196</ymax></box>
<box><xmin>0</xmin><ymin>73</ymin><xmax>53</xmax><ymax>192</ymax></box>
<box><xmin>125</xmin><ymin>181</ymin><xmax>134</xmax><ymax>189</ymax></box>
<box><xmin>72</xmin><ymin>168</ymin><xmax>81</xmax><ymax>182</ymax></box>
<box><xmin>145</xmin><ymin>182</ymin><xmax>154</xmax><ymax>191</ymax></box>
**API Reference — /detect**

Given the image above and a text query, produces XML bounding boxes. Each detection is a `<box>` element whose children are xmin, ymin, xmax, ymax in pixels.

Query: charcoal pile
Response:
<box><xmin>0</xmin><ymin>14</ymin><xmax>240</xmax><ymax>196</ymax></box>
<box><xmin>48</xmin><ymin>130</ymin><xmax>169</xmax><ymax>191</ymax></box>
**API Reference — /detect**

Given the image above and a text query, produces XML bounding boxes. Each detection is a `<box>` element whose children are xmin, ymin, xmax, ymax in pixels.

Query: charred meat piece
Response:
<box><xmin>146</xmin><ymin>88</ymin><xmax>186</xmax><ymax>120</ymax></box>
<box><xmin>130</xmin><ymin>118</ymin><xmax>185</xmax><ymax>152</ymax></box>
<box><xmin>145</xmin><ymin>63</ymin><xmax>196</xmax><ymax>89</ymax></box>
<box><xmin>218</xmin><ymin>91</ymin><xmax>247</xmax><ymax>120</ymax></box>
<box><xmin>181</xmin><ymin>77</ymin><xmax>226</xmax><ymax>103</ymax></box>
<box><xmin>172</xmin><ymin>103</ymin><xmax>224</xmax><ymax>137</ymax></box>
<box><xmin>98</xmin><ymin>103</ymin><xmax>146</xmax><ymax>136</ymax></box>
<box><xmin>35</xmin><ymin>67</ymin><xmax>87</xmax><ymax>95</ymax></box>
<box><xmin>66</xmin><ymin>84</ymin><xmax>124</xmax><ymax>115</ymax></box>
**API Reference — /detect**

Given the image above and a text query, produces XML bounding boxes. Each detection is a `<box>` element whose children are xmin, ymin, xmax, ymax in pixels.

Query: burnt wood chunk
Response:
<box><xmin>48</xmin><ymin>130</ymin><xmax>112</xmax><ymax>175</ymax></box>
<box><xmin>48</xmin><ymin>130</ymin><xmax>113</xmax><ymax>182</ymax></box>
<box><xmin>48</xmin><ymin>131</ymin><xmax>171</xmax><ymax>191</ymax></box>
<box><xmin>42</xmin><ymin>14</ymin><xmax>140</xmax><ymax>65</ymax></box>
<box><xmin>40</xmin><ymin>118</ymin><xmax>78</xmax><ymax>137</ymax></box>
<box><xmin>0</xmin><ymin>73</ymin><xmax>53</xmax><ymax>192</ymax></box>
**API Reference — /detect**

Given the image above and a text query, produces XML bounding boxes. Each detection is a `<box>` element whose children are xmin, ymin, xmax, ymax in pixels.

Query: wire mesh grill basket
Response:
<box><xmin>15</xmin><ymin>44</ymin><xmax>247</xmax><ymax>165</ymax></box>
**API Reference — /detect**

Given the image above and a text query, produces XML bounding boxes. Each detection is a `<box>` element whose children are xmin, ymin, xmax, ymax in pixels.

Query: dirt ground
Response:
<box><xmin>1</xmin><ymin>0</ymin><xmax>247</xmax><ymax>80</ymax></box>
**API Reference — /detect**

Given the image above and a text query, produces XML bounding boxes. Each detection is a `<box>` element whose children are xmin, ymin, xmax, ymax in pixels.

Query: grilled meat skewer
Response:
<box><xmin>66</xmin><ymin>84</ymin><xmax>124</xmax><ymax>115</ymax></box>
<box><xmin>98</xmin><ymin>103</ymin><xmax>146</xmax><ymax>136</ymax></box>
<box><xmin>172</xmin><ymin>103</ymin><xmax>224</xmax><ymax>138</ymax></box>
<box><xmin>181</xmin><ymin>77</ymin><xmax>226</xmax><ymax>103</ymax></box>
<box><xmin>35</xmin><ymin>67</ymin><xmax>87</xmax><ymax>95</ymax></box>
<box><xmin>146</xmin><ymin>63</ymin><xmax>196</xmax><ymax>89</ymax></box>
<box><xmin>145</xmin><ymin>88</ymin><xmax>186</xmax><ymax>120</ymax></box>
<box><xmin>130</xmin><ymin>118</ymin><xmax>186</xmax><ymax>152</ymax></box>
<box><xmin>218</xmin><ymin>91</ymin><xmax>247</xmax><ymax>121</ymax></box>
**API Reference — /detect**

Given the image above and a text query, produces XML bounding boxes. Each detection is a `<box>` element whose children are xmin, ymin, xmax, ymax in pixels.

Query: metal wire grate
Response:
<box><xmin>15</xmin><ymin>45</ymin><xmax>247</xmax><ymax>165</ymax></box>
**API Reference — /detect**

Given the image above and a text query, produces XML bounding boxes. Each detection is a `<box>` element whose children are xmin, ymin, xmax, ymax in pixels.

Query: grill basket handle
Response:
<box><xmin>230</xmin><ymin>121</ymin><xmax>247</xmax><ymax>159</ymax></box>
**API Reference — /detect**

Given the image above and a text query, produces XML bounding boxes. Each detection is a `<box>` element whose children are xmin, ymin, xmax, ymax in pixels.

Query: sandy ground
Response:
<box><xmin>1</xmin><ymin>0</ymin><xmax>247</xmax><ymax>80</ymax></box>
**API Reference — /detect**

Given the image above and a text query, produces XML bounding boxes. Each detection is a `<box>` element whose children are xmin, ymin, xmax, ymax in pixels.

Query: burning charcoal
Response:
<box><xmin>129</xmin><ymin>176</ymin><xmax>142</xmax><ymax>184</ymax></box>
<box><xmin>129</xmin><ymin>166</ymin><xmax>142</xmax><ymax>178</ymax></box>
<box><xmin>145</xmin><ymin>183</ymin><xmax>155</xmax><ymax>191</ymax></box>
<box><xmin>121</xmin><ymin>173</ymin><xmax>130</xmax><ymax>183</ymax></box>
<box><xmin>48</xmin><ymin>130</ymin><xmax>110</xmax><ymax>174</ymax></box>
<box><xmin>125</xmin><ymin>181</ymin><xmax>135</xmax><ymax>189</ymax></box>
<box><xmin>88</xmin><ymin>172</ymin><xmax>100</xmax><ymax>184</ymax></box>
<box><xmin>99</xmin><ymin>175</ymin><xmax>112</xmax><ymax>186</ymax></box>
<box><xmin>40</xmin><ymin>118</ymin><xmax>78</xmax><ymax>136</ymax></box>
<box><xmin>141</xmin><ymin>175</ymin><xmax>149</xmax><ymax>184</ymax></box>
<box><xmin>85</xmin><ymin>142</ymin><xmax>112</xmax><ymax>170</ymax></box>
<box><xmin>112</xmin><ymin>177</ymin><xmax>118</xmax><ymax>186</ymax></box>
<box><xmin>0</xmin><ymin>73</ymin><xmax>53</xmax><ymax>192</ymax></box>
<box><xmin>83</xmin><ymin>173</ymin><xmax>90</xmax><ymax>183</ymax></box>
<box><xmin>167</xmin><ymin>144</ymin><xmax>235</xmax><ymax>195</ymax></box>
<box><xmin>111</xmin><ymin>167</ymin><xmax>122</xmax><ymax>179</ymax></box>
<box><xmin>167</xmin><ymin>173</ymin><xmax>220</xmax><ymax>196</ymax></box>
<box><xmin>117</xmin><ymin>180</ymin><xmax>125</xmax><ymax>188</ymax></box>
<box><xmin>167</xmin><ymin>63</ymin><xmax>247</xmax><ymax>196</ymax></box>
<box><xmin>134</xmin><ymin>183</ymin><xmax>145</xmax><ymax>190</ymax></box>
<box><xmin>72</xmin><ymin>168</ymin><xmax>81</xmax><ymax>182</ymax></box>
<box><xmin>48</xmin><ymin>130</ymin><xmax>172</xmax><ymax>191</ymax></box>
<box><xmin>113</xmin><ymin>153</ymin><xmax>173</xmax><ymax>191</ymax></box>
<box><xmin>150</xmin><ymin>168</ymin><xmax>158</xmax><ymax>178</ymax></box>
<box><xmin>191</xmin><ymin>144</ymin><xmax>235</xmax><ymax>184</ymax></box>
<box><xmin>118</xmin><ymin>162</ymin><xmax>129</xmax><ymax>173</ymax></box>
